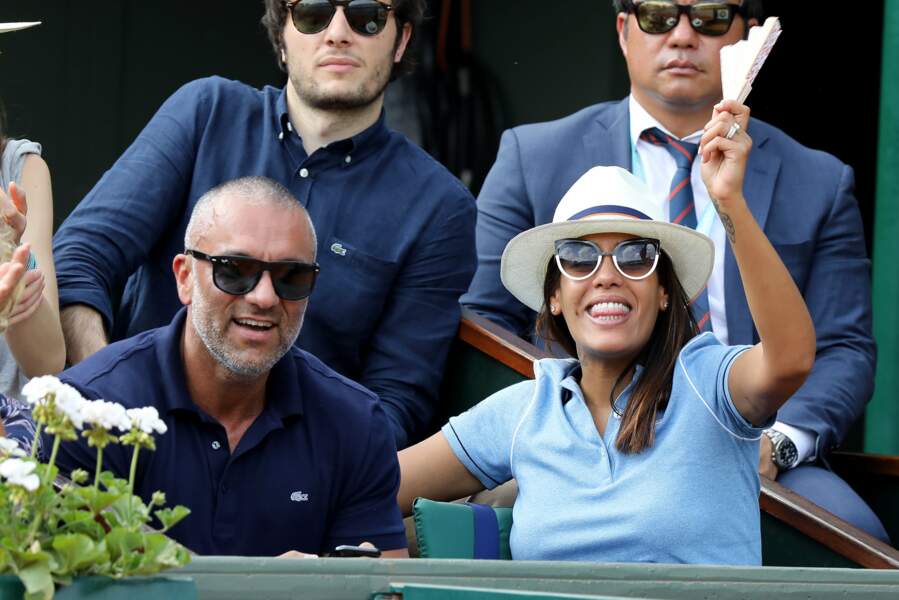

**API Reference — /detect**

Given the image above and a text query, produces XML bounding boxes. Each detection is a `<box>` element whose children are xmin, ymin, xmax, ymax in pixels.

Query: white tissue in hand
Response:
<box><xmin>720</xmin><ymin>16</ymin><xmax>782</xmax><ymax>103</ymax></box>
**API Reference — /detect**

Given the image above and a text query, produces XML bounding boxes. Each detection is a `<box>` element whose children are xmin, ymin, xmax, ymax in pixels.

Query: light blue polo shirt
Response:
<box><xmin>442</xmin><ymin>333</ymin><xmax>771</xmax><ymax>565</ymax></box>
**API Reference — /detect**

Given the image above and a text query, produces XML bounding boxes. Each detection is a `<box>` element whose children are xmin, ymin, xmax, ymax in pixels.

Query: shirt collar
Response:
<box><xmin>275</xmin><ymin>85</ymin><xmax>391</xmax><ymax>159</ymax></box>
<box><xmin>628</xmin><ymin>95</ymin><xmax>704</xmax><ymax>146</ymax></box>
<box><xmin>153</xmin><ymin>308</ymin><xmax>305</xmax><ymax>421</ymax></box>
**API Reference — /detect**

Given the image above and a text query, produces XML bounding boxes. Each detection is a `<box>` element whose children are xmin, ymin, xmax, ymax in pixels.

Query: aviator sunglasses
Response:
<box><xmin>186</xmin><ymin>250</ymin><xmax>320</xmax><ymax>301</ymax></box>
<box><xmin>286</xmin><ymin>0</ymin><xmax>395</xmax><ymax>36</ymax></box>
<box><xmin>626</xmin><ymin>1</ymin><xmax>748</xmax><ymax>36</ymax></box>
<box><xmin>554</xmin><ymin>238</ymin><xmax>661</xmax><ymax>282</ymax></box>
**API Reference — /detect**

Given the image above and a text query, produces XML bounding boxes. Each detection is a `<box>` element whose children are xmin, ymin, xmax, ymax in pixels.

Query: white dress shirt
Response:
<box><xmin>626</xmin><ymin>96</ymin><xmax>816</xmax><ymax>465</ymax></box>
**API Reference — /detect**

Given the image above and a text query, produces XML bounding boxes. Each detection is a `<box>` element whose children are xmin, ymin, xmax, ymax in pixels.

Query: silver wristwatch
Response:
<box><xmin>764</xmin><ymin>429</ymin><xmax>799</xmax><ymax>471</ymax></box>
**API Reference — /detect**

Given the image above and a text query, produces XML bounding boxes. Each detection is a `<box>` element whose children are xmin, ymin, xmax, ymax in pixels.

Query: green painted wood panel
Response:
<box><xmin>867</xmin><ymin>0</ymin><xmax>899</xmax><ymax>454</ymax></box>
<box><xmin>177</xmin><ymin>557</ymin><xmax>899</xmax><ymax>600</ymax></box>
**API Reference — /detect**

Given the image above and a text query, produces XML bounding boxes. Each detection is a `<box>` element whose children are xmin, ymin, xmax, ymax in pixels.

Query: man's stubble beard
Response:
<box><xmin>291</xmin><ymin>57</ymin><xmax>393</xmax><ymax>112</ymax></box>
<box><xmin>190</xmin><ymin>280</ymin><xmax>302</xmax><ymax>380</ymax></box>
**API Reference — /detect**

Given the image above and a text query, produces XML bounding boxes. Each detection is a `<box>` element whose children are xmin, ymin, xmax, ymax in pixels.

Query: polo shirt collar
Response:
<box><xmin>275</xmin><ymin>85</ymin><xmax>391</xmax><ymax>160</ymax></box>
<box><xmin>555</xmin><ymin>359</ymin><xmax>646</xmax><ymax>412</ymax></box>
<box><xmin>153</xmin><ymin>308</ymin><xmax>305</xmax><ymax>422</ymax></box>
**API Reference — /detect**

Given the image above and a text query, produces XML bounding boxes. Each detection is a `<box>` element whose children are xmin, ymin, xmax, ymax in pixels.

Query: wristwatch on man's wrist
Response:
<box><xmin>764</xmin><ymin>429</ymin><xmax>799</xmax><ymax>471</ymax></box>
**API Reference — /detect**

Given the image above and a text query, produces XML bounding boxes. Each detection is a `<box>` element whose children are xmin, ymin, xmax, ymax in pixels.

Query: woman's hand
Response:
<box><xmin>0</xmin><ymin>245</ymin><xmax>29</xmax><ymax>311</ymax></box>
<box><xmin>699</xmin><ymin>99</ymin><xmax>752</xmax><ymax>211</ymax></box>
<box><xmin>1</xmin><ymin>182</ymin><xmax>28</xmax><ymax>245</ymax></box>
<box><xmin>7</xmin><ymin>268</ymin><xmax>44</xmax><ymax>326</ymax></box>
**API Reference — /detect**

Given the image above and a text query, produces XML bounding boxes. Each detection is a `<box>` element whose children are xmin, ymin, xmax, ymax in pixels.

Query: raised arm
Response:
<box><xmin>3</xmin><ymin>158</ymin><xmax>66</xmax><ymax>376</ymax></box>
<box><xmin>699</xmin><ymin>100</ymin><xmax>816</xmax><ymax>426</ymax></box>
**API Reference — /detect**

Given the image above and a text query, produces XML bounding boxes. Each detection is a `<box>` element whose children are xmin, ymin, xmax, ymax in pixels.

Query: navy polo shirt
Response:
<box><xmin>47</xmin><ymin>309</ymin><xmax>407</xmax><ymax>556</ymax></box>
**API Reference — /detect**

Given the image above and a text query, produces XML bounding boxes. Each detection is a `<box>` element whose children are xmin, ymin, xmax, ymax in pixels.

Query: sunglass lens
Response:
<box><xmin>271</xmin><ymin>263</ymin><xmax>319</xmax><ymax>300</ymax></box>
<box><xmin>292</xmin><ymin>0</ymin><xmax>336</xmax><ymax>34</ymax></box>
<box><xmin>556</xmin><ymin>241</ymin><xmax>600</xmax><ymax>279</ymax></box>
<box><xmin>690</xmin><ymin>3</ymin><xmax>735</xmax><ymax>35</ymax></box>
<box><xmin>636</xmin><ymin>1</ymin><xmax>680</xmax><ymax>34</ymax></box>
<box><xmin>212</xmin><ymin>257</ymin><xmax>262</xmax><ymax>295</ymax></box>
<box><xmin>614</xmin><ymin>240</ymin><xmax>659</xmax><ymax>278</ymax></box>
<box><xmin>345</xmin><ymin>0</ymin><xmax>389</xmax><ymax>35</ymax></box>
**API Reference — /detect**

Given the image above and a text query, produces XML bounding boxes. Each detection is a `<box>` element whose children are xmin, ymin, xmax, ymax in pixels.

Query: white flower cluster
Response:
<box><xmin>0</xmin><ymin>457</ymin><xmax>39</xmax><ymax>491</ymax></box>
<box><xmin>81</xmin><ymin>400</ymin><xmax>131</xmax><ymax>433</ymax></box>
<box><xmin>22</xmin><ymin>375</ymin><xmax>87</xmax><ymax>429</ymax></box>
<box><xmin>126</xmin><ymin>407</ymin><xmax>168</xmax><ymax>435</ymax></box>
<box><xmin>0</xmin><ymin>437</ymin><xmax>25</xmax><ymax>457</ymax></box>
<box><xmin>20</xmin><ymin>375</ymin><xmax>167</xmax><ymax>436</ymax></box>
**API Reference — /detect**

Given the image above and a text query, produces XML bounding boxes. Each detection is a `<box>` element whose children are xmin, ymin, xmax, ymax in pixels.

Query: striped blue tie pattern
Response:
<box><xmin>641</xmin><ymin>127</ymin><xmax>711</xmax><ymax>333</ymax></box>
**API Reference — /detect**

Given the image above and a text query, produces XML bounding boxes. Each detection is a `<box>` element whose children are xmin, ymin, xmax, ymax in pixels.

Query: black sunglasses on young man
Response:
<box><xmin>186</xmin><ymin>250</ymin><xmax>320</xmax><ymax>301</ymax></box>
<box><xmin>554</xmin><ymin>238</ymin><xmax>661</xmax><ymax>282</ymax></box>
<box><xmin>286</xmin><ymin>0</ymin><xmax>394</xmax><ymax>36</ymax></box>
<box><xmin>625</xmin><ymin>1</ymin><xmax>748</xmax><ymax>36</ymax></box>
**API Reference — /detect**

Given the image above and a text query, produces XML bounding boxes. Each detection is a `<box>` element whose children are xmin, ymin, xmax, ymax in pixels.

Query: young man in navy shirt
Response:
<box><xmin>53</xmin><ymin>0</ymin><xmax>476</xmax><ymax>450</ymax></box>
<box><xmin>50</xmin><ymin>177</ymin><xmax>408</xmax><ymax>557</ymax></box>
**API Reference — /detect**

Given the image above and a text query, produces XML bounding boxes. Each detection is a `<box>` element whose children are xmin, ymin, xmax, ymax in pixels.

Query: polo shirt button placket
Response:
<box><xmin>299</xmin><ymin>167</ymin><xmax>310</xmax><ymax>178</ymax></box>
<box><xmin>211</xmin><ymin>440</ymin><xmax>221</xmax><ymax>450</ymax></box>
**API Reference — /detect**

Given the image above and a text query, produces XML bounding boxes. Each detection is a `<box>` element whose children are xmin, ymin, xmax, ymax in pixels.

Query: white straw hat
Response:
<box><xmin>0</xmin><ymin>22</ymin><xmax>40</xmax><ymax>35</ymax></box>
<box><xmin>501</xmin><ymin>166</ymin><xmax>714</xmax><ymax>312</ymax></box>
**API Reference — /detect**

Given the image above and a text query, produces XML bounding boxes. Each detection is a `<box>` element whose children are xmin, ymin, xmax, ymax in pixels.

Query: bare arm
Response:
<box><xmin>60</xmin><ymin>304</ymin><xmax>108</xmax><ymax>365</ymax></box>
<box><xmin>4</xmin><ymin>156</ymin><xmax>66</xmax><ymax>376</ymax></box>
<box><xmin>397</xmin><ymin>432</ymin><xmax>484</xmax><ymax>517</ymax></box>
<box><xmin>699</xmin><ymin>100</ymin><xmax>816</xmax><ymax>426</ymax></box>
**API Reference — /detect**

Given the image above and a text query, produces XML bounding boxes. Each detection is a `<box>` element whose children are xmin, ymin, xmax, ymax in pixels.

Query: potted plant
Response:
<box><xmin>0</xmin><ymin>376</ymin><xmax>194</xmax><ymax>600</ymax></box>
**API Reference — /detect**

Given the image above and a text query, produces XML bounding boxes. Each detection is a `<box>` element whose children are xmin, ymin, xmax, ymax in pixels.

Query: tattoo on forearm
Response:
<box><xmin>721</xmin><ymin>214</ymin><xmax>736</xmax><ymax>243</ymax></box>
<box><xmin>710</xmin><ymin>196</ymin><xmax>737</xmax><ymax>244</ymax></box>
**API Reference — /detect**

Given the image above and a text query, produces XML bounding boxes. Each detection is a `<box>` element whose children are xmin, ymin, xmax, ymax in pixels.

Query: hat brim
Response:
<box><xmin>501</xmin><ymin>219</ymin><xmax>714</xmax><ymax>312</ymax></box>
<box><xmin>0</xmin><ymin>22</ymin><xmax>41</xmax><ymax>34</ymax></box>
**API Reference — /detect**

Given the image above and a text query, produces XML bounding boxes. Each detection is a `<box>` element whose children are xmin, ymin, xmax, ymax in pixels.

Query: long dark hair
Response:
<box><xmin>536</xmin><ymin>251</ymin><xmax>697</xmax><ymax>454</ymax></box>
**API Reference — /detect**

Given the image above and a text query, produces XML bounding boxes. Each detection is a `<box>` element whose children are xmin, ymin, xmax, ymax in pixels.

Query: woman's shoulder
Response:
<box><xmin>1</xmin><ymin>138</ymin><xmax>42</xmax><ymax>186</ymax></box>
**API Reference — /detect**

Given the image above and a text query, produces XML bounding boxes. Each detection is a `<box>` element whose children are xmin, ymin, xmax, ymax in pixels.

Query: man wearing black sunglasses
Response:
<box><xmin>51</xmin><ymin>177</ymin><xmax>409</xmax><ymax>557</ymax></box>
<box><xmin>53</xmin><ymin>0</ymin><xmax>476</xmax><ymax>451</ymax></box>
<box><xmin>464</xmin><ymin>0</ymin><xmax>885</xmax><ymax>541</ymax></box>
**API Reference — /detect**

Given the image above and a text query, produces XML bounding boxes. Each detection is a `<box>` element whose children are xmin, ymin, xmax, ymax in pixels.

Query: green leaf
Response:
<box><xmin>154</xmin><ymin>505</ymin><xmax>191</xmax><ymax>532</ymax></box>
<box><xmin>16</xmin><ymin>556</ymin><xmax>54</xmax><ymax>600</ymax></box>
<box><xmin>51</xmin><ymin>533</ymin><xmax>109</xmax><ymax>574</ymax></box>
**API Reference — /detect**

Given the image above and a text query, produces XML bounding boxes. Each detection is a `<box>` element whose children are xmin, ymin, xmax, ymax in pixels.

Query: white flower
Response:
<box><xmin>21</xmin><ymin>375</ymin><xmax>66</xmax><ymax>406</ymax></box>
<box><xmin>54</xmin><ymin>384</ymin><xmax>87</xmax><ymax>429</ymax></box>
<box><xmin>0</xmin><ymin>437</ymin><xmax>24</xmax><ymax>457</ymax></box>
<box><xmin>0</xmin><ymin>458</ymin><xmax>40</xmax><ymax>491</ymax></box>
<box><xmin>126</xmin><ymin>407</ymin><xmax>167</xmax><ymax>435</ymax></box>
<box><xmin>81</xmin><ymin>400</ymin><xmax>131</xmax><ymax>432</ymax></box>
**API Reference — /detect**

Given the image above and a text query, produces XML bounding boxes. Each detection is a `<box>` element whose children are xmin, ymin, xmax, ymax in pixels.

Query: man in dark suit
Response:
<box><xmin>463</xmin><ymin>0</ymin><xmax>885</xmax><ymax>540</ymax></box>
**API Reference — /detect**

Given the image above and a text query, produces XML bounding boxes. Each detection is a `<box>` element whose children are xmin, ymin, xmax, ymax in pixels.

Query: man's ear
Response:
<box><xmin>173</xmin><ymin>254</ymin><xmax>193</xmax><ymax>306</ymax></box>
<box><xmin>616</xmin><ymin>13</ymin><xmax>629</xmax><ymax>58</ymax></box>
<box><xmin>394</xmin><ymin>22</ymin><xmax>412</xmax><ymax>63</ymax></box>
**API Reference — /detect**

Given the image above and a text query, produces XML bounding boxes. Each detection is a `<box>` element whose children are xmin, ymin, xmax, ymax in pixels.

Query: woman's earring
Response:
<box><xmin>550</xmin><ymin>304</ymin><xmax>559</xmax><ymax>315</ymax></box>
<box><xmin>661</xmin><ymin>300</ymin><xmax>669</xmax><ymax>311</ymax></box>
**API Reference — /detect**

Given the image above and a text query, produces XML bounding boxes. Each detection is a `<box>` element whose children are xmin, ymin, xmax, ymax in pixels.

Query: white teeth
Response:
<box><xmin>236</xmin><ymin>319</ymin><xmax>273</xmax><ymax>329</ymax></box>
<box><xmin>589</xmin><ymin>302</ymin><xmax>631</xmax><ymax>316</ymax></box>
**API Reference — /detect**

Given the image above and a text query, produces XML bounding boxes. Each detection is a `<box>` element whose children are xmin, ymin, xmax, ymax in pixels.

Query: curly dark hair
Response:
<box><xmin>613</xmin><ymin>0</ymin><xmax>765</xmax><ymax>30</ymax></box>
<box><xmin>260</xmin><ymin>0</ymin><xmax>425</xmax><ymax>80</ymax></box>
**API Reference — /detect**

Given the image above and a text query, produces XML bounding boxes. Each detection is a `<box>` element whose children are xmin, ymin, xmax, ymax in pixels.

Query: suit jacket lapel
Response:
<box><xmin>583</xmin><ymin>98</ymin><xmax>632</xmax><ymax>171</ymax></box>
<box><xmin>725</xmin><ymin>119</ymin><xmax>782</xmax><ymax>344</ymax></box>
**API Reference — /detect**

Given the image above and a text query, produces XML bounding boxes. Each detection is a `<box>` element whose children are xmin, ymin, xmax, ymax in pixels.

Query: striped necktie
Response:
<box><xmin>640</xmin><ymin>127</ymin><xmax>711</xmax><ymax>333</ymax></box>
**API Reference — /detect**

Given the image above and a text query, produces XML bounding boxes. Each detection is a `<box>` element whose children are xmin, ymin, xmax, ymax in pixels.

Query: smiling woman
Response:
<box><xmin>398</xmin><ymin>99</ymin><xmax>817</xmax><ymax>565</ymax></box>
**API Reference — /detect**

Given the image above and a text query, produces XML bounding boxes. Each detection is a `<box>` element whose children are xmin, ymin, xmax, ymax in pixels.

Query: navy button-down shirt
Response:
<box><xmin>47</xmin><ymin>309</ymin><xmax>407</xmax><ymax>556</ymax></box>
<box><xmin>52</xmin><ymin>76</ymin><xmax>477</xmax><ymax>448</ymax></box>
